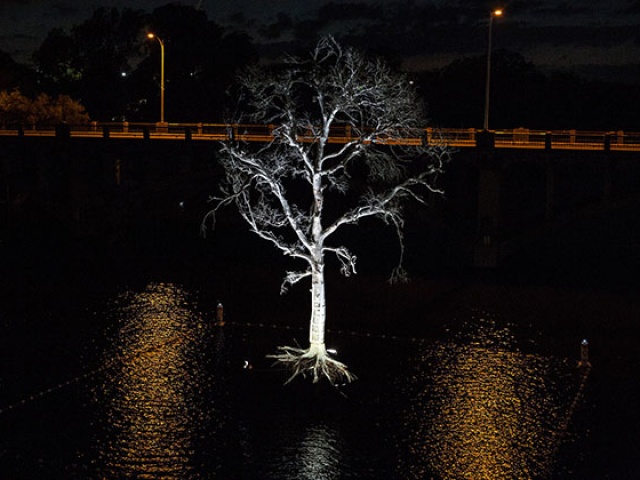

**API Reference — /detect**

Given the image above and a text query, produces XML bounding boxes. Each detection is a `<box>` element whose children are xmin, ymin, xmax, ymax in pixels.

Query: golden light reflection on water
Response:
<box><xmin>95</xmin><ymin>283</ymin><xmax>211</xmax><ymax>479</ymax></box>
<box><xmin>398</xmin><ymin>317</ymin><xmax>572</xmax><ymax>480</ymax></box>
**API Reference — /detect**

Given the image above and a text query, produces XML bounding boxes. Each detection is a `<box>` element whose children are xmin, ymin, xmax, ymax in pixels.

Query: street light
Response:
<box><xmin>147</xmin><ymin>32</ymin><xmax>165</xmax><ymax>124</ymax></box>
<box><xmin>483</xmin><ymin>9</ymin><xmax>503</xmax><ymax>131</ymax></box>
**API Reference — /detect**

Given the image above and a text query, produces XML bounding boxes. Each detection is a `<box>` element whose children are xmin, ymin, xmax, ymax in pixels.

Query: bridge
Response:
<box><xmin>2</xmin><ymin>122</ymin><xmax>640</xmax><ymax>152</ymax></box>
<box><xmin>1</xmin><ymin>123</ymin><xmax>639</xmax><ymax>269</ymax></box>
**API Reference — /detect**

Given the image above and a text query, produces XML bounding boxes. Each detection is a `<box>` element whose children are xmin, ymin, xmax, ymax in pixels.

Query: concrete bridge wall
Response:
<box><xmin>465</xmin><ymin>145</ymin><xmax>640</xmax><ymax>267</ymax></box>
<box><xmin>1</xmin><ymin>133</ymin><xmax>638</xmax><ymax>269</ymax></box>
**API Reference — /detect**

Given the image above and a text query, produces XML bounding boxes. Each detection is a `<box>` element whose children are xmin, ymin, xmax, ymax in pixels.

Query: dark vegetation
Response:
<box><xmin>1</xmin><ymin>4</ymin><xmax>257</xmax><ymax>124</ymax></box>
<box><xmin>1</xmin><ymin>4</ymin><xmax>639</xmax><ymax>130</ymax></box>
<box><xmin>416</xmin><ymin>50</ymin><xmax>640</xmax><ymax>131</ymax></box>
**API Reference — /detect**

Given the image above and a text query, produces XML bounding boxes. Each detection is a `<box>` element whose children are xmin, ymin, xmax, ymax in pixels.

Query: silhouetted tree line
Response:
<box><xmin>0</xmin><ymin>3</ymin><xmax>638</xmax><ymax>130</ymax></box>
<box><xmin>416</xmin><ymin>50</ymin><xmax>640</xmax><ymax>131</ymax></box>
<box><xmin>1</xmin><ymin>4</ymin><xmax>257</xmax><ymax>123</ymax></box>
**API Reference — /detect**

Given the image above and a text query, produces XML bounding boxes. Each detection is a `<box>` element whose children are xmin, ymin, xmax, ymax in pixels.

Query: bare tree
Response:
<box><xmin>204</xmin><ymin>37</ymin><xmax>449</xmax><ymax>385</ymax></box>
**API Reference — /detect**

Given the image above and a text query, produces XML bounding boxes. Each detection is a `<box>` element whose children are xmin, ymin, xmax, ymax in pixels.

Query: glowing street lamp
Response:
<box><xmin>147</xmin><ymin>32</ymin><xmax>165</xmax><ymax>124</ymax></box>
<box><xmin>483</xmin><ymin>9</ymin><xmax>503</xmax><ymax>131</ymax></box>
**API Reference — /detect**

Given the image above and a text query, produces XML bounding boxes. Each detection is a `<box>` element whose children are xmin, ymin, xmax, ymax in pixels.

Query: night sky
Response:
<box><xmin>1</xmin><ymin>0</ymin><xmax>639</xmax><ymax>83</ymax></box>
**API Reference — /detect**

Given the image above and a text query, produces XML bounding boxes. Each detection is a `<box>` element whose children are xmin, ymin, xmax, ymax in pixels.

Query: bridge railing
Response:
<box><xmin>491</xmin><ymin>128</ymin><xmax>640</xmax><ymax>151</ymax></box>
<box><xmin>2</xmin><ymin>122</ymin><xmax>640</xmax><ymax>151</ymax></box>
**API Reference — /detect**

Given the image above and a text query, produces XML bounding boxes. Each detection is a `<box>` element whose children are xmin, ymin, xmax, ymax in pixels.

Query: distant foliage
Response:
<box><xmin>0</xmin><ymin>89</ymin><xmax>89</xmax><ymax>128</ymax></box>
<box><xmin>31</xmin><ymin>4</ymin><xmax>257</xmax><ymax>122</ymax></box>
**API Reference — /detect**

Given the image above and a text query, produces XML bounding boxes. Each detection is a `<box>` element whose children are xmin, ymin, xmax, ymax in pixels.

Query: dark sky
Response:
<box><xmin>1</xmin><ymin>0</ymin><xmax>639</xmax><ymax>82</ymax></box>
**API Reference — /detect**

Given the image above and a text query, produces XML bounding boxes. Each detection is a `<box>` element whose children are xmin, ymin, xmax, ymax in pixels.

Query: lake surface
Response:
<box><xmin>1</xmin><ymin>281</ymin><xmax>586</xmax><ymax>480</ymax></box>
<box><xmin>1</xmin><ymin>200</ymin><xmax>639</xmax><ymax>479</ymax></box>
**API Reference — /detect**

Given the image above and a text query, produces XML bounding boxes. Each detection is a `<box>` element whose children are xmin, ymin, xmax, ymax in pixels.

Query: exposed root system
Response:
<box><xmin>267</xmin><ymin>344</ymin><xmax>357</xmax><ymax>385</ymax></box>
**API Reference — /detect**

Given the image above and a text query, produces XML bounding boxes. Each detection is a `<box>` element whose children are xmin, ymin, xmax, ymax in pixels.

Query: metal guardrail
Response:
<box><xmin>1</xmin><ymin>123</ymin><xmax>640</xmax><ymax>151</ymax></box>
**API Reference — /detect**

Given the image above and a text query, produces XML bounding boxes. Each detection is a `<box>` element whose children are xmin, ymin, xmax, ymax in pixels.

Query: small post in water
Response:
<box><xmin>578</xmin><ymin>339</ymin><xmax>591</xmax><ymax>368</ymax></box>
<box><xmin>216</xmin><ymin>302</ymin><xmax>225</xmax><ymax>326</ymax></box>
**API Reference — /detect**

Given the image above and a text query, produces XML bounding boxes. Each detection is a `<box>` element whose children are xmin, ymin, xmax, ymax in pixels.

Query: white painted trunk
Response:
<box><xmin>309</xmin><ymin>170</ymin><xmax>326</xmax><ymax>350</ymax></box>
<box><xmin>308</xmin><ymin>264</ymin><xmax>326</xmax><ymax>348</ymax></box>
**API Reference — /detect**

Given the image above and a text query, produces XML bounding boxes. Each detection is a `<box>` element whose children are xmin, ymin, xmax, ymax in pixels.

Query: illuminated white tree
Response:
<box><xmin>204</xmin><ymin>37</ymin><xmax>449</xmax><ymax>384</ymax></box>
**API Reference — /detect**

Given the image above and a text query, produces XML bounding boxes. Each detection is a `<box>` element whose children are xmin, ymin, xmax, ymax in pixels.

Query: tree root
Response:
<box><xmin>267</xmin><ymin>344</ymin><xmax>357</xmax><ymax>385</ymax></box>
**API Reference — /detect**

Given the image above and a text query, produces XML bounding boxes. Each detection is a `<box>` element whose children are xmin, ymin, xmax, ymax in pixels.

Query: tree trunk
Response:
<box><xmin>309</xmin><ymin>169</ymin><xmax>326</xmax><ymax>351</ymax></box>
<box><xmin>308</xmin><ymin>263</ymin><xmax>326</xmax><ymax>349</ymax></box>
<box><xmin>268</xmin><ymin>248</ymin><xmax>354</xmax><ymax>384</ymax></box>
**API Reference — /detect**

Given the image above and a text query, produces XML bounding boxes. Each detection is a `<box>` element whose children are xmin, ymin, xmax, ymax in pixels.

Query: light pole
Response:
<box><xmin>483</xmin><ymin>9</ymin><xmax>503</xmax><ymax>131</ymax></box>
<box><xmin>147</xmin><ymin>33</ymin><xmax>165</xmax><ymax>124</ymax></box>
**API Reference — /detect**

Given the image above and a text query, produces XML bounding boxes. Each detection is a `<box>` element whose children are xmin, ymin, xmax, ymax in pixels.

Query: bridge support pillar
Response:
<box><xmin>473</xmin><ymin>150</ymin><xmax>502</xmax><ymax>268</ymax></box>
<box><xmin>603</xmin><ymin>154</ymin><xmax>612</xmax><ymax>200</ymax></box>
<box><xmin>545</xmin><ymin>158</ymin><xmax>555</xmax><ymax>220</ymax></box>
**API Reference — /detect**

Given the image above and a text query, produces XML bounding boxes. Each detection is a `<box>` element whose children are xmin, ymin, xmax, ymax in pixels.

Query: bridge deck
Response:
<box><xmin>2</xmin><ymin>123</ymin><xmax>640</xmax><ymax>152</ymax></box>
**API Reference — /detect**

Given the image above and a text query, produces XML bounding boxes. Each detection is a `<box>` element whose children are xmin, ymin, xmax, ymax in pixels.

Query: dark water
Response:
<box><xmin>0</xmin><ymin>275</ymin><xmax>607</xmax><ymax>480</ymax></box>
<box><xmin>1</xmin><ymin>201</ymin><xmax>640</xmax><ymax>479</ymax></box>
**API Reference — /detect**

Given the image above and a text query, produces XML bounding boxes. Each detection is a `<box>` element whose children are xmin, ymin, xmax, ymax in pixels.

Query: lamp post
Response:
<box><xmin>483</xmin><ymin>9</ymin><xmax>503</xmax><ymax>131</ymax></box>
<box><xmin>147</xmin><ymin>33</ymin><xmax>165</xmax><ymax>124</ymax></box>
